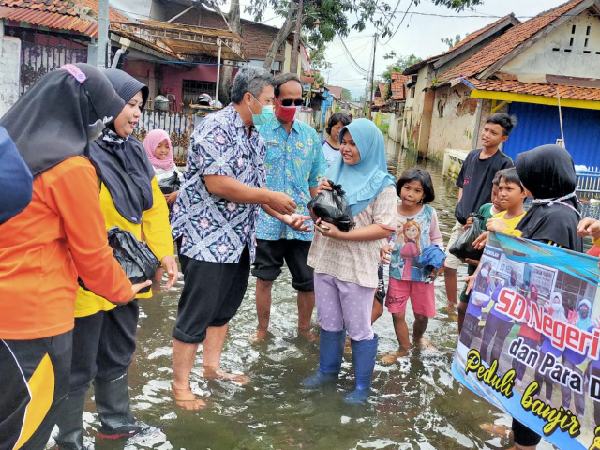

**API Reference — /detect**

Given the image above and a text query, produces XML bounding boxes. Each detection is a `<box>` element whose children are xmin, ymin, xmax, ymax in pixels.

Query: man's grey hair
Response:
<box><xmin>231</xmin><ymin>67</ymin><xmax>274</xmax><ymax>104</ymax></box>
<box><xmin>273</xmin><ymin>73</ymin><xmax>303</xmax><ymax>97</ymax></box>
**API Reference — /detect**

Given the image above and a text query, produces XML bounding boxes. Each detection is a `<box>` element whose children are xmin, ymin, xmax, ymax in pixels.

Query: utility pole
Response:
<box><xmin>367</xmin><ymin>33</ymin><xmax>378</xmax><ymax>119</ymax></box>
<box><xmin>97</xmin><ymin>0</ymin><xmax>110</xmax><ymax>68</ymax></box>
<box><xmin>290</xmin><ymin>0</ymin><xmax>304</xmax><ymax>74</ymax></box>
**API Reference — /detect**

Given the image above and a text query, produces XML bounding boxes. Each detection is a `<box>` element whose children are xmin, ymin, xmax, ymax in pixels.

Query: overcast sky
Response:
<box><xmin>111</xmin><ymin>0</ymin><xmax>564</xmax><ymax>98</ymax></box>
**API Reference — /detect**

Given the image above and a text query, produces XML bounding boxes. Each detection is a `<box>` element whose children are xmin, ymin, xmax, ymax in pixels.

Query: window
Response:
<box><xmin>182</xmin><ymin>80</ymin><xmax>217</xmax><ymax>107</ymax></box>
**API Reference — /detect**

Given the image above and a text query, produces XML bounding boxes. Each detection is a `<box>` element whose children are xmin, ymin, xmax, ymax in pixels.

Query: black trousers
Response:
<box><xmin>69</xmin><ymin>301</ymin><xmax>139</xmax><ymax>395</ymax></box>
<box><xmin>0</xmin><ymin>331</ymin><xmax>72</xmax><ymax>450</ymax></box>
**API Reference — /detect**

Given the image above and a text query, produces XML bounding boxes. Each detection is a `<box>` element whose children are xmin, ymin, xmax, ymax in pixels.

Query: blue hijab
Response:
<box><xmin>325</xmin><ymin>118</ymin><xmax>395</xmax><ymax>216</ymax></box>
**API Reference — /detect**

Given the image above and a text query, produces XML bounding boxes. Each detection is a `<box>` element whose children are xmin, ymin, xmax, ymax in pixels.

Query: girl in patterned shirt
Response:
<box><xmin>381</xmin><ymin>169</ymin><xmax>443</xmax><ymax>363</ymax></box>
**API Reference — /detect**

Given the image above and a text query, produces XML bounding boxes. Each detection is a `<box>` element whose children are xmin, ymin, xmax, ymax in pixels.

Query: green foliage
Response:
<box><xmin>381</xmin><ymin>54</ymin><xmax>422</xmax><ymax>82</ymax></box>
<box><xmin>441</xmin><ymin>34</ymin><xmax>462</xmax><ymax>49</ymax></box>
<box><xmin>341</xmin><ymin>88</ymin><xmax>353</xmax><ymax>101</ymax></box>
<box><xmin>246</xmin><ymin>0</ymin><xmax>485</xmax><ymax>58</ymax></box>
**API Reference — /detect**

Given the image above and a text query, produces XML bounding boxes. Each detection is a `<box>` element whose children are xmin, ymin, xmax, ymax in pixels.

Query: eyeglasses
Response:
<box><xmin>280</xmin><ymin>98</ymin><xmax>304</xmax><ymax>107</ymax></box>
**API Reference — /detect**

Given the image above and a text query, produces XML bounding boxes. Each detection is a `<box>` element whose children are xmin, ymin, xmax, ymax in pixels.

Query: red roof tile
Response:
<box><xmin>404</xmin><ymin>14</ymin><xmax>517</xmax><ymax>74</ymax></box>
<box><xmin>325</xmin><ymin>84</ymin><xmax>343</xmax><ymax>99</ymax></box>
<box><xmin>439</xmin><ymin>0</ymin><xmax>587</xmax><ymax>83</ymax></box>
<box><xmin>450</xmin><ymin>14</ymin><xmax>515</xmax><ymax>50</ymax></box>
<box><xmin>0</xmin><ymin>0</ymin><xmax>128</xmax><ymax>37</ymax></box>
<box><xmin>469</xmin><ymin>78</ymin><xmax>600</xmax><ymax>101</ymax></box>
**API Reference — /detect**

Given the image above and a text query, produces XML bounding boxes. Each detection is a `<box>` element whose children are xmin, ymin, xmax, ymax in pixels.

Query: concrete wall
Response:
<box><xmin>427</xmin><ymin>84</ymin><xmax>479</xmax><ymax>160</ymax></box>
<box><xmin>0</xmin><ymin>26</ymin><xmax>21</xmax><ymax>117</ymax></box>
<box><xmin>503</xmin><ymin>12</ymin><xmax>600</xmax><ymax>79</ymax></box>
<box><xmin>400</xmin><ymin>65</ymin><xmax>430</xmax><ymax>152</ymax></box>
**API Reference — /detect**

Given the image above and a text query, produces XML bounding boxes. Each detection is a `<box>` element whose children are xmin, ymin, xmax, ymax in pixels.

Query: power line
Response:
<box><xmin>337</xmin><ymin>35</ymin><xmax>368</xmax><ymax>74</ymax></box>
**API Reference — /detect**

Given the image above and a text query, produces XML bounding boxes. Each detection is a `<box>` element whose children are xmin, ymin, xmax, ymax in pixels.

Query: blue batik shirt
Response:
<box><xmin>256</xmin><ymin>118</ymin><xmax>326</xmax><ymax>241</ymax></box>
<box><xmin>171</xmin><ymin>105</ymin><xmax>266</xmax><ymax>263</ymax></box>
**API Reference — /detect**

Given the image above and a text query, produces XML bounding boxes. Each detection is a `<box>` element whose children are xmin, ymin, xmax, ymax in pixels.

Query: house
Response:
<box><xmin>389</xmin><ymin>72</ymin><xmax>410</xmax><ymax>114</ymax></box>
<box><xmin>0</xmin><ymin>0</ymin><xmax>129</xmax><ymax>114</ymax></box>
<box><xmin>402</xmin><ymin>0</ymin><xmax>600</xmax><ymax>169</ymax></box>
<box><xmin>400</xmin><ymin>13</ymin><xmax>519</xmax><ymax>158</ymax></box>
<box><xmin>138</xmin><ymin>1</ymin><xmax>311</xmax><ymax>108</ymax></box>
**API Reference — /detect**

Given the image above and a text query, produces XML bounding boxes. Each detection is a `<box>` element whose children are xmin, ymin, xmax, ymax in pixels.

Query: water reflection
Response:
<box><xmin>79</xmin><ymin>139</ymin><xmax>552</xmax><ymax>449</ymax></box>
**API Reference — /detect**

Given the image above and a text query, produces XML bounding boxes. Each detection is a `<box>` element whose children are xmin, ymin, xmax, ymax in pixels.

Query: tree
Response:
<box><xmin>217</xmin><ymin>0</ymin><xmax>240</xmax><ymax>104</ymax></box>
<box><xmin>441</xmin><ymin>34</ymin><xmax>462</xmax><ymax>49</ymax></box>
<box><xmin>341</xmin><ymin>88</ymin><xmax>352</xmax><ymax>101</ymax></box>
<box><xmin>381</xmin><ymin>54</ymin><xmax>422</xmax><ymax>82</ymax></box>
<box><xmin>247</xmin><ymin>0</ymin><xmax>484</xmax><ymax>72</ymax></box>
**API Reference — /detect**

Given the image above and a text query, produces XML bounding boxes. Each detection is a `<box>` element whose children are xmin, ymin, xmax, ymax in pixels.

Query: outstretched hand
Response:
<box><xmin>472</xmin><ymin>231</ymin><xmax>489</xmax><ymax>250</ymax></box>
<box><xmin>282</xmin><ymin>214</ymin><xmax>312</xmax><ymax>232</ymax></box>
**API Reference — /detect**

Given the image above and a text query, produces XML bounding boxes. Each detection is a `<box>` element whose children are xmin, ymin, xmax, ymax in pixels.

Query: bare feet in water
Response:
<box><xmin>203</xmin><ymin>367</ymin><xmax>250</xmax><ymax>385</ymax></box>
<box><xmin>479</xmin><ymin>422</ymin><xmax>512</xmax><ymax>439</ymax></box>
<box><xmin>298</xmin><ymin>328</ymin><xmax>318</xmax><ymax>342</ymax></box>
<box><xmin>251</xmin><ymin>328</ymin><xmax>269</xmax><ymax>344</ymax></box>
<box><xmin>171</xmin><ymin>383</ymin><xmax>206</xmax><ymax>411</ymax></box>
<box><xmin>414</xmin><ymin>337</ymin><xmax>436</xmax><ymax>352</ymax></box>
<box><xmin>380</xmin><ymin>349</ymin><xmax>410</xmax><ymax>365</ymax></box>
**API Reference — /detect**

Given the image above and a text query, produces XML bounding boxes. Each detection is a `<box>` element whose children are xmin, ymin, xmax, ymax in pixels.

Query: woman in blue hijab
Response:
<box><xmin>304</xmin><ymin>118</ymin><xmax>397</xmax><ymax>404</ymax></box>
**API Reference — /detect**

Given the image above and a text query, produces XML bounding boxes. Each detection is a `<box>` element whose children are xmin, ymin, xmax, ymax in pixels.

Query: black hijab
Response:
<box><xmin>516</xmin><ymin>144</ymin><xmax>582</xmax><ymax>251</ymax></box>
<box><xmin>0</xmin><ymin>63</ymin><xmax>125</xmax><ymax>175</ymax></box>
<box><xmin>88</xmin><ymin>69</ymin><xmax>153</xmax><ymax>224</ymax></box>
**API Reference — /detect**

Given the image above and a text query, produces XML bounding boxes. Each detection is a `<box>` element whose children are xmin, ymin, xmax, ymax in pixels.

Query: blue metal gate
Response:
<box><xmin>502</xmin><ymin>102</ymin><xmax>600</xmax><ymax>168</ymax></box>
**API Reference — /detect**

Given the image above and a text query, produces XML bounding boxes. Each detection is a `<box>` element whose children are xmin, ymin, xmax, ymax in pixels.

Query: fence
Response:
<box><xmin>20</xmin><ymin>41</ymin><xmax>87</xmax><ymax>94</ymax></box>
<box><xmin>133</xmin><ymin>110</ymin><xmax>195</xmax><ymax>165</ymax></box>
<box><xmin>577</xmin><ymin>167</ymin><xmax>600</xmax><ymax>219</ymax></box>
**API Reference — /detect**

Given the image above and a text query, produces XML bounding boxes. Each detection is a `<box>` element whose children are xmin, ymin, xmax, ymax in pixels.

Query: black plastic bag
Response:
<box><xmin>307</xmin><ymin>180</ymin><xmax>355</xmax><ymax>232</ymax></box>
<box><xmin>158</xmin><ymin>172</ymin><xmax>180</xmax><ymax>195</ymax></box>
<box><xmin>449</xmin><ymin>214</ymin><xmax>484</xmax><ymax>261</ymax></box>
<box><xmin>107</xmin><ymin>227</ymin><xmax>159</xmax><ymax>292</ymax></box>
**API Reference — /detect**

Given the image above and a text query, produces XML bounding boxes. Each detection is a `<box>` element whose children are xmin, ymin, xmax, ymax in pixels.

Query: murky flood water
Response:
<box><xmin>77</xmin><ymin>140</ymin><xmax>553</xmax><ymax>450</ymax></box>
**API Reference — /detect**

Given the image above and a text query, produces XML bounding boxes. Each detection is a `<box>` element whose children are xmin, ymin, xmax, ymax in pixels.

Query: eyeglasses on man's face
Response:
<box><xmin>280</xmin><ymin>98</ymin><xmax>304</xmax><ymax>107</ymax></box>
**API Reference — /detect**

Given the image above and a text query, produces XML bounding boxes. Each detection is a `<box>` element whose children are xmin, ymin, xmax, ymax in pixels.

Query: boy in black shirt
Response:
<box><xmin>444</xmin><ymin>113</ymin><xmax>515</xmax><ymax>316</ymax></box>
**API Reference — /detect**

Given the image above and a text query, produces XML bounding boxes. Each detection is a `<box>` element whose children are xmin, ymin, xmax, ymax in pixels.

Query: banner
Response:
<box><xmin>452</xmin><ymin>232</ymin><xmax>600</xmax><ymax>449</ymax></box>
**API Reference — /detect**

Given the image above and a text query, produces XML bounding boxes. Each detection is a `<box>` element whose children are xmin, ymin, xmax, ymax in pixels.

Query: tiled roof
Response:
<box><xmin>450</xmin><ymin>14</ymin><xmax>515</xmax><ymax>49</ymax></box>
<box><xmin>0</xmin><ymin>6</ymin><xmax>97</xmax><ymax>36</ymax></box>
<box><xmin>439</xmin><ymin>0</ymin><xmax>587</xmax><ymax>83</ymax></box>
<box><xmin>0</xmin><ymin>0</ymin><xmax>128</xmax><ymax>37</ymax></box>
<box><xmin>325</xmin><ymin>84</ymin><xmax>343</xmax><ymax>99</ymax></box>
<box><xmin>391</xmin><ymin>73</ymin><xmax>409</xmax><ymax>100</ymax></box>
<box><xmin>404</xmin><ymin>14</ymin><xmax>517</xmax><ymax>75</ymax></box>
<box><xmin>469</xmin><ymin>78</ymin><xmax>600</xmax><ymax>101</ymax></box>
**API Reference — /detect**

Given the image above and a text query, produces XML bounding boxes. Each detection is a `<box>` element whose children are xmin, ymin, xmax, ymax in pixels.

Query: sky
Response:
<box><xmin>111</xmin><ymin>0</ymin><xmax>564</xmax><ymax>98</ymax></box>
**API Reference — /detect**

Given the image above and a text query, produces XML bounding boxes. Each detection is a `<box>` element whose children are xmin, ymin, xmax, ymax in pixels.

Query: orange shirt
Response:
<box><xmin>0</xmin><ymin>156</ymin><xmax>132</xmax><ymax>340</ymax></box>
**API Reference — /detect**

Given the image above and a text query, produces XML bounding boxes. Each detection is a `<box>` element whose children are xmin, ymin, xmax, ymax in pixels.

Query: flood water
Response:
<box><xmin>73</xmin><ymin>140</ymin><xmax>553</xmax><ymax>450</ymax></box>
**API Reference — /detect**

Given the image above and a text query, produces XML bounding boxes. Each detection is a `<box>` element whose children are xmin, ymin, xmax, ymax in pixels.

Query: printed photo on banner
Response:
<box><xmin>452</xmin><ymin>232</ymin><xmax>600</xmax><ymax>450</ymax></box>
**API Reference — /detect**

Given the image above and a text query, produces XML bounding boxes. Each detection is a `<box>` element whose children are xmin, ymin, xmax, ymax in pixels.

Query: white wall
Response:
<box><xmin>400</xmin><ymin>65</ymin><xmax>429</xmax><ymax>150</ymax></box>
<box><xmin>503</xmin><ymin>12</ymin><xmax>600</xmax><ymax>80</ymax></box>
<box><xmin>428</xmin><ymin>84</ymin><xmax>479</xmax><ymax>159</ymax></box>
<box><xmin>0</xmin><ymin>29</ymin><xmax>21</xmax><ymax>117</ymax></box>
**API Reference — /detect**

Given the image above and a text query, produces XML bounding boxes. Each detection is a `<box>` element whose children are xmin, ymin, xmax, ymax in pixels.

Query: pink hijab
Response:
<box><xmin>143</xmin><ymin>129</ymin><xmax>174</xmax><ymax>171</ymax></box>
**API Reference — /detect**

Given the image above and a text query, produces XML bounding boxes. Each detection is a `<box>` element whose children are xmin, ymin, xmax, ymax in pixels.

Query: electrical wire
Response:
<box><xmin>337</xmin><ymin>35</ymin><xmax>369</xmax><ymax>74</ymax></box>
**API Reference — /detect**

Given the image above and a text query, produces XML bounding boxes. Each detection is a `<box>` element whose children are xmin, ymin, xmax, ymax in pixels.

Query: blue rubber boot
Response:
<box><xmin>302</xmin><ymin>329</ymin><xmax>345</xmax><ymax>389</ymax></box>
<box><xmin>344</xmin><ymin>335</ymin><xmax>378</xmax><ymax>404</ymax></box>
